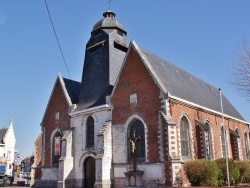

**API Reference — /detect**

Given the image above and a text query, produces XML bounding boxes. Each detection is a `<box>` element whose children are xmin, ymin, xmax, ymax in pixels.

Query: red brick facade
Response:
<box><xmin>112</xmin><ymin>46</ymin><xmax>162</xmax><ymax>163</ymax></box>
<box><xmin>42</xmin><ymin>77</ymin><xmax>71</xmax><ymax>166</ymax></box>
<box><xmin>33</xmin><ymin>76</ymin><xmax>72</xmax><ymax>184</ymax></box>
<box><xmin>170</xmin><ymin>101</ymin><xmax>249</xmax><ymax>160</ymax></box>
<box><xmin>33</xmin><ymin>133</ymin><xmax>43</xmax><ymax>179</ymax></box>
<box><xmin>112</xmin><ymin>43</ymin><xmax>249</xmax><ymax>187</ymax></box>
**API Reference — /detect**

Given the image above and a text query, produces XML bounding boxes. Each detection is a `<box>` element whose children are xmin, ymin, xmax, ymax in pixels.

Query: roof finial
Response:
<box><xmin>108</xmin><ymin>0</ymin><xmax>112</xmax><ymax>10</ymax></box>
<box><xmin>9</xmin><ymin>119</ymin><xmax>13</xmax><ymax>127</ymax></box>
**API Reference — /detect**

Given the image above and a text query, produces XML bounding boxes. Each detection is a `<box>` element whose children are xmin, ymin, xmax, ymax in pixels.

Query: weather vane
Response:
<box><xmin>108</xmin><ymin>0</ymin><xmax>112</xmax><ymax>10</ymax></box>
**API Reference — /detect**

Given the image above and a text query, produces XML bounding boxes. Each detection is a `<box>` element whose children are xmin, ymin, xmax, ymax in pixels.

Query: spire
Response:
<box><xmin>9</xmin><ymin>119</ymin><xmax>13</xmax><ymax>127</ymax></box>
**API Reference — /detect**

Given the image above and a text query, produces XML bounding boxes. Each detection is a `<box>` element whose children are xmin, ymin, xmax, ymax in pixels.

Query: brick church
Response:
<box><xmin>31</xmin><ymin>10</ymin><xmax>249</xmax><ymax>188</ymax></box>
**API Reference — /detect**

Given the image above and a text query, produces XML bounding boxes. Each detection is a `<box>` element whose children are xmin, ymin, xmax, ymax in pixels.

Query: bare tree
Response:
<box><xmin>232</xmin><ymin>41</ymin><xmax>250</xmax><ymax>100</ymax></box>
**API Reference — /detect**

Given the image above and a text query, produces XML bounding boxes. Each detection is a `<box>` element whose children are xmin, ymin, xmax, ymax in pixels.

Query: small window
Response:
<box><xmin>55</xmin><ymin>112</ymin><xmax>59</xmax><ymax>120</ymax></box>
<box><xmin>130</xmin><ymin>93</ymin><xmax>137</xmax><ymax>105</ymax></box>
<box><xmin>114</xmin><ymin>41</ymin><xmax>127</xmax><ymax>53</ymax></box>
<box><xmin>86</xmin><ymin>116</ymin><xmax>94</xmax><ymax>148</ymax></box>
<box><xmin>87</xmin><ymin>41</ymin><xmax>105</xmax><ymax>53</ymax></box>
<box><xmin>7</xmin><ymin>151</ymin><xmax>11</xmax><ymax>160</ymax></box>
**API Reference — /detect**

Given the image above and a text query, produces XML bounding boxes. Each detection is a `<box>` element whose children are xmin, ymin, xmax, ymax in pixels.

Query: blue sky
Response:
<box><xmin>0</xmin><ymin>0</ymin><xmax>250</xmax><ymax>160</ymax></box>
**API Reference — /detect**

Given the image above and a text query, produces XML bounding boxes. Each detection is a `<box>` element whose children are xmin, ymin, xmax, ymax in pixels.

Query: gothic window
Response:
<box><xmin>52</xmin><ymin>131</ymin><xmax>62</xmax><ymax>165</ymax></box>
<box><xmin>180</xmin><ymin>116</ymin><xmax>192</xmax><ymax>158</ymax></box>
<box><xmin>128</xmin><ymin>120</ymin><xmax>145</xmax><ymax>160</ymax></box>
<box><xmin>235</xmin><ymin>130</ymin><xmax>240</xmax><ymax>160</ymax></box>
<box><xmin>221</xmin><ymin>126</ymin><xmax>227</xmax><ymax>157</ymax></box>
<box><xmin>86</xmin><ymin>116</ymin><xmax>94</xmax><ymax>149</ymax></box>
<box><xmin>244</xmin><ymin>132</ymin><xmax>250</xmax><ymax>160</ymax></box>
<box><xmin>205</xmin><ymin>122</ymin><xmax>213</xmax><ymax>159</ymax></box>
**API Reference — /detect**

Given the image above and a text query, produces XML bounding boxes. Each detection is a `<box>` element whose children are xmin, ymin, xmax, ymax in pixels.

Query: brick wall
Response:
<box><xmin>33</xmin><ymin>133</ymin><xmax>43</xmax><ymax>179</ymax></box>
<box><xmin>170</xmin><ymin>100</ymin><xmax>249</xmax><ymax>160</ymax></box>
<box><xmin>42</xmin><ymin>78</ymin><xmax>71</xmax><ymax>166</ymax></box>
<box><xmin>112</xmin><ymin>46</ymin><xmax>162</xmax><ymax>163</ymax></box>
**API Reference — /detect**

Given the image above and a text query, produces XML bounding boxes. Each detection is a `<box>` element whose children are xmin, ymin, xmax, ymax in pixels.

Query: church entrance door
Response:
<box><xmin>84</xmin><ymin>157</ymin><xmax>95</xmax><ymax>188</ymax></box>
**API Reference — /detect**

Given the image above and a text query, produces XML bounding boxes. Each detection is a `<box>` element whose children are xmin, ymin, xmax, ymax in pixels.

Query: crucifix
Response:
<box><xmin>129</xmin><ymin>130</ymin><xmax>140</xmax><ymax>171</ymax></box>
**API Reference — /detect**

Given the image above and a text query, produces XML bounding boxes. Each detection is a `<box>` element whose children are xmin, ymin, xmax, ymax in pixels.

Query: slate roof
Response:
<box><xmin>62</xmin><ymin>77</ymin><xmax>81</xmax><ymax>104</ymax></box>
<box><xmin>76</xmin><ymin>11</ymin><xmax>128</xmax><ymax>111</ymax></box>
<box><xmin>0</xmin><ymin>128</ymin><xmax>7</xmax><ymax>144</ymax></box>
<box><xmin>138</xmin><ymin>47</ymin><xmax>245</xmax><ymax>122</ymax></box>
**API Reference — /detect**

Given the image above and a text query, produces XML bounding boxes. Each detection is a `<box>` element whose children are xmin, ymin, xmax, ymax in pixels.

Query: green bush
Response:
<box><xmin>184</xmin><ymin>159</ymin><xmax>224</xmax><ymax>186</ymax></box>
<box><xmin>235</xmin><ymin>161</ymin><xmax>250</xmax><ymax>183</ymax></box>
<box><xmin>215</xmin><ymin>158</ymin><xmax>240</xmax><ymax>185</ymax></box>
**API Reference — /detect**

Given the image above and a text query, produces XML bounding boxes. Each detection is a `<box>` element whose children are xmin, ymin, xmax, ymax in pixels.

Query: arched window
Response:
<box><xmin>235</xmin><ymin>130</ymin><xmax>240</xmax><ymax>160</ymax></box>
<box><xmin>244</xmin><ymin>132</ymin><xmax>250</xmax><ymax>160</ymax></box>
<box><xmin>205</xmin><ymin>122</ymin><xmax>213</xmax><ymax>159</ymax></box>
<box><xmin>86</xmin><ymin>116</ymin><xmax>94</xmax><ymax>148</ymax></box>
<box><xmin>221</xmin><ymin>126</ymin><xmax>227</xmax><ymax>157</ymax></box>
<box><xmin>180</xmin><ymin>116</ymin><xmax>191</xmax><ymax>158</ymax></box>
<box><xmin>128</xmin><ymin>120</ymin><xmax>145</xmax><ymax>160</ymax></box>
<box><xmin>52</xmin><ymin>131</ymin><xmax>62</xmax><ymax>165</ymax></box>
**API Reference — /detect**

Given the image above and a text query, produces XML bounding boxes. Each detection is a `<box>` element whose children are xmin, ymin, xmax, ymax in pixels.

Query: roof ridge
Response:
<box><xmin>62</xmin><ymin>77</ymin><xmax>81</xmax><ymax>84</ymax></box>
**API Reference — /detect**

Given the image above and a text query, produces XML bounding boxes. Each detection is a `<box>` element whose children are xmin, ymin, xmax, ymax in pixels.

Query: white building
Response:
<box><xmin>0</xmin><ymin>120</ymin><xmax>16</xmax><ymax>176</ymax></box>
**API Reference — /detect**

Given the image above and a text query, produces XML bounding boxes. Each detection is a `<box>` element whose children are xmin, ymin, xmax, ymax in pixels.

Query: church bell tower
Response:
<box><xmin>77</xmin><ymin>11</ymin><xmax>129</xmax><ymax>110</ymax></box>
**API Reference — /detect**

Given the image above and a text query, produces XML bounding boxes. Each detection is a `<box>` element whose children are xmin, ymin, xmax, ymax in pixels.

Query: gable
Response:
<box><xmin>111</xmin><ymin>42</ymin><xmax>162</xmax><ymax>161</ymax></box>
<box><xmin>41</xmin><ymin>74</ymin><xmax>80</xmax><ymax>124</ymax></box>
<box><xmin>112</xmin><ymin>42</ymin><xmax>162</xmax><ymax>125</ymax></box>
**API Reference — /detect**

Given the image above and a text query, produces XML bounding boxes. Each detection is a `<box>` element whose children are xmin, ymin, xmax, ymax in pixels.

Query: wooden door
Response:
<box><xmin>84</xmin><ymin>157</ymin><xmax>95</xmax><ymax>188</ymax></box>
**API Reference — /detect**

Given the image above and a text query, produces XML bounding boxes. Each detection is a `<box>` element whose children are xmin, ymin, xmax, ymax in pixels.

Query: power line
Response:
<box><xmin>44</xmin><ymin>0</ymin><xmax>80</xmax><ymax>101</ymax></box>
<box><xmin>44</xmin><ymin>0</ymin><xmax>72</xmax><ymax>80</ymax></box>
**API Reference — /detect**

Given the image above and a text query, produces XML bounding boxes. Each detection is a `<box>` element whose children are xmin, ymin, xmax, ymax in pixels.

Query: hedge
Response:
<box><xmin>215</xmin><ymin>158</ymin><xmax>240</xmax><ymax>186</ymax></box>
<box><xmin>235</xmin><ymin>161</ymin><xmax>250</xmax><ymax>183</ymax></box>
<box><xmin>184</xmin><ymin>159</ymin><xmax>224</xmax><ymax>186</ymax></box>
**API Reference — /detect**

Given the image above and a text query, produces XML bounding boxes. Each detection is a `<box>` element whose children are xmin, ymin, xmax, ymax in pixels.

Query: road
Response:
<box><xmin>6</xmin><ymin>175</ymin><xmax>30</xmax><ymax>188</ymax></box>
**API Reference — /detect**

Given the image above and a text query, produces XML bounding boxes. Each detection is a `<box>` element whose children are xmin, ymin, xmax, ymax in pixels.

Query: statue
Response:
<box><xmin>129</xmin><ymin>130</ymin><xmax>140</xmax><ymax>171</ymax></box>
<box><xmin>124</xmin><ymin>130</ymin><xmax>144</xmax><ymax>187</ymax></box>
